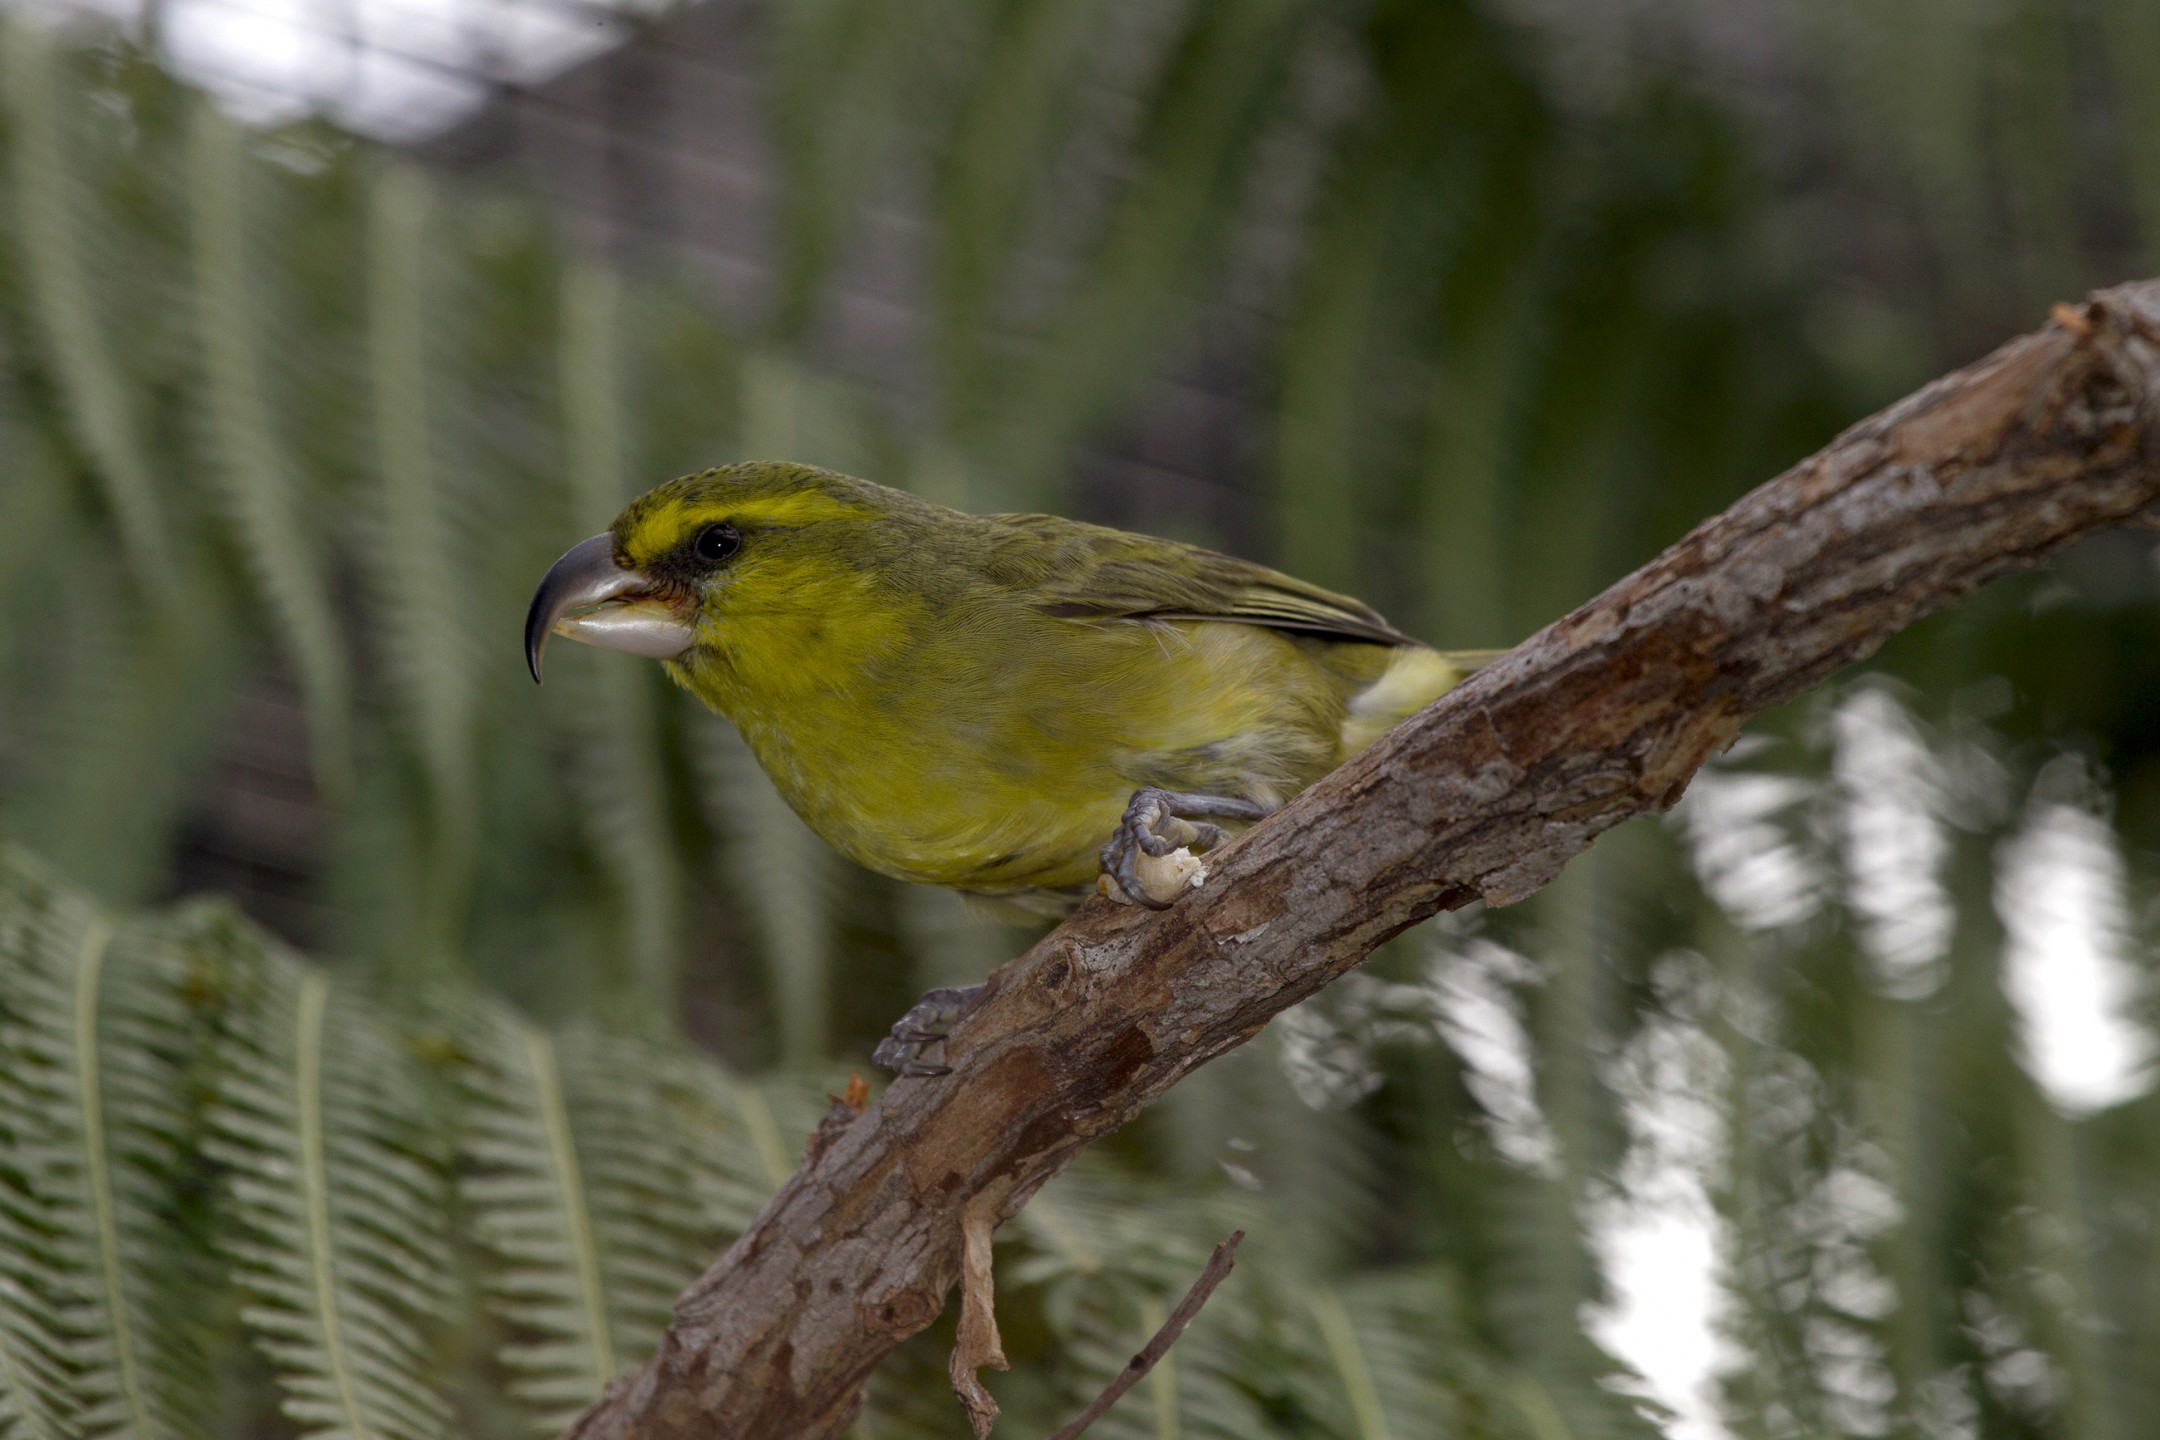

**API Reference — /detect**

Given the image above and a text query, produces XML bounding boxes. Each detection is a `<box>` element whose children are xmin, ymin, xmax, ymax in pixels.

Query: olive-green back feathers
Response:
<box><xmin>619</xmin><ymin>461</ymin><xmax>1426</xmax><ymax>648</ymax></box>
<box><xmin>977</xmin><ymin>511</ymin><xmax>1422</xmax><ymax>647</ymax></box>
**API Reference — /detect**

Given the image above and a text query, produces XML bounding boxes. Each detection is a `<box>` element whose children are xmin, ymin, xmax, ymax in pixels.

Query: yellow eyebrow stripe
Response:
<box><xmin>727</xmin><ymin>492</ymin><xmax>873</xmax><ymax>528</ymax></box>
<box><xmin>619</xmin><ymin>489</ymin><xmax>870</xmax><ymax>557</ymax></box>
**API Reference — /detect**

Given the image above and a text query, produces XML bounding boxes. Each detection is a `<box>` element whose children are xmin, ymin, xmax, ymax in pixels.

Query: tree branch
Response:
<box><xmin>564</xmin><ymin>280</ymin><xmax>2160</xmax><ymax>1439</ymax></box>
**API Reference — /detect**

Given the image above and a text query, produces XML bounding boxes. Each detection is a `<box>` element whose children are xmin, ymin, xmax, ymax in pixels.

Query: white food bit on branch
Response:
<box><xmin>1101</xmin><ymin>847</ymin><xmax>1208</xmax><ymax>905</ymax></box>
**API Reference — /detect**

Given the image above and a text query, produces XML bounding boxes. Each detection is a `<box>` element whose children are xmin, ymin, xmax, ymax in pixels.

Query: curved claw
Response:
<box><xmin>873</xmin><ymin>984</ymin><xmax>986</xmax><ymax>1078</ymax></box>
<box><xmin>1099</xmin><ymin>787</ymin><xmax>1272</xmax><ymax>908</ymax></box>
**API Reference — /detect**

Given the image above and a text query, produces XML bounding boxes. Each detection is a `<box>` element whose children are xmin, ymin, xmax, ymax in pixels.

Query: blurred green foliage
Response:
<box><xmin>0</xmin><ymin>1</ymin><xmax>2157</xmax><ymax>1435</ymax></box>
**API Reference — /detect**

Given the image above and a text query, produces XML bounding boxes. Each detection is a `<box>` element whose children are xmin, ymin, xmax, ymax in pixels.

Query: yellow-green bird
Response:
<box><xmin>527</xmin><ymin>462</ymin><xmax>1484</xmax><ymax>1066</ymax></box>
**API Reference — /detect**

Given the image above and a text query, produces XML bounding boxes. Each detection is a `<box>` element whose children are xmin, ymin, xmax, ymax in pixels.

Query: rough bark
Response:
<box><xmin>564</xmin><ymin>281</ymin><xmax>2160</xmax><ymax>1439</ymax></box>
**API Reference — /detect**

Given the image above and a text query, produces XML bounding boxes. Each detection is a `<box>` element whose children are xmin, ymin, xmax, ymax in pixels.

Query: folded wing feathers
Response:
<box><xmin>997</xmin><ymin>516</ymin><xmax>1420</xmax><ymax>647</ymax></box>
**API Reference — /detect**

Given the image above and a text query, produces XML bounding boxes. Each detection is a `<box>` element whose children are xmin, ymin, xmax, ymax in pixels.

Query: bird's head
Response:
<box><xmin>526</xmin><ymin>461</ymin><xmax>928</xmax><ymax>685</ymax></box>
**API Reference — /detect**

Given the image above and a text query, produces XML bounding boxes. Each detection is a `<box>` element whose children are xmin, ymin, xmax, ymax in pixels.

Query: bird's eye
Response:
<box><xmin>693</xmin><ymin>523</ymin><xmax>742</xmax><ymax>564</ymax></box>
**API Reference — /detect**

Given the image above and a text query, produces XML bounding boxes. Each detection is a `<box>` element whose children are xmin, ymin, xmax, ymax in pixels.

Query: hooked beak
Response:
<box><xmin>524</xmin><ymin>533</ymin><xmax>697</xmax><ymax>683</ymax></box>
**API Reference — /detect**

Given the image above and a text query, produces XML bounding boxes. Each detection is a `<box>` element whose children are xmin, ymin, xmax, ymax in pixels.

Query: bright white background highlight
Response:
<box><xmin>1997</xmin><ymin>778</ymin><xmax>2155</xmax><ymax>1114</ymax></box>
<box><xmin>13</xmin><ymin>0</ymin><xmax>654</xmax><ymax>141</ymax></box>
<box><xmin>1833</xmin><ymin>688</ymin><xmax>1954</xmax><ymax>997</ymax></box>
<box><xmin>1588</xmin><ymin>999</ymin><xmax>1735</xmax><ymax>1440</ymax></box>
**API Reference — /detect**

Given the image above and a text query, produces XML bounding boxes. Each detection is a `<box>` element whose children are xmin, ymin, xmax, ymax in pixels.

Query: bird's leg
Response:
<box><xmin>1100</xmin><ymin>788</ymin><xmax>1271</xmax><ymax>909</ymax></box>
<box><xmin>872</xmin><ymin>983</ymin><xmax>986</xmax><ymax>1078</ymax></box>
<box><xmin>874</xmin><ymin>791</ymin><xmax>1268</xmax><ymax>1075</ymax></box>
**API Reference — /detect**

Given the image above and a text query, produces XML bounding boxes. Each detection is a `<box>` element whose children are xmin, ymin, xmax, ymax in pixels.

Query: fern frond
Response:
<box><xmin>1414</xmin><ymin>285</ymin><xmax>1527</xmax><ymax>647</ymax></box>
<box><xmin>0</xmin><ymin>866</ymin><xmax>92</xmax><ymax>1440</ymax></box>
<box><xmin>989</xmin><ymin>0</ymin><xmax>1314</xmax><ymax>499</ymax></box>
<box><xmin>185</xmin><ymin>101</ymin><xmax>356</xmax><ymax>806</ymax></box>
<box><xmin>929</xmin><ymin>0</ymin><xmax>1099</xmax><ymax>427</ymax></box>
<box><xmin>1273</xmin><ymin>176</ymin><xmax>1389</xmax><ymax>595</ymax></box>
<box><xmin>1304</xmin><ymin>1288</ymin><xmax>1390</xmax><ymax>1440</ymax></box>
<box><xmin>0</xmin><ymin>850</ymin><xmax>214</xmax><ymax>1439</ymax></box>
<box><xmin>690</xmin><ymin>712</ymin><xmax>838</xmax><ymax>1067</ymax></box>
<box><xmin>551</xmin><ymin>261</ymin><xmax>681</xmax><ymax>1005</ymax></box>
<box><xmin>364</xmin><ymin>163</ymin><xmax>478</xmax><ymax>898</ymax></box>
<box><xmin>0</xmin><ymin>415</ymin><xmax>68</xmax><ymax>708</ymax></box>
<box><xmin>1291</xmin><ymin>1273</ymin><xmax>1528</xmax><ymax>1440</ymax></box>
<box><xmin>567</xmin><ymin>1036</ymin><xmax>793</xmax><ymax>1319</ymax></box>
<box><xmin>0</xmin><ymin>1315</ymin><xmax>69</xmax><ymax>1440</ymax></box>
<box><xmin>558</xmin><ymin>262</ymin><xmax>626</xmax><ymax>525</ymax></box>
<box><xmin>0</xmin><ymin>553</ymin><xmax>240</xmax><ymax>904</ymax></box>
<box><xmin>737</xmin><ymin>350</ymin><xmax>870</xmax><ymax>477</ymax></box>
<box><xmin>0</xmin><ymin>412</ymin><xmax>64</xmax><ymax>617</ymax></box>
<box><xmin>208</xmin><ymin>939</ymin><xmax>453</xmax><ymax>1440</ymax></box>
<box><xmin>0</xmin><ymin>22</ymin><xmax>174</xmax><ymax>599</ymax></box>
<box><xmin>455</xmin><ymin>996</ymin><xmax>799</xmax><ymax>1431</ymax></box>
<box><xmin>1008</xmin><ymin>1171</ymin><xmax>1281</xmax><ymax>1440</ymax></box>
<box><xmin>0</xmin><ymin>1164</ymin><xmax>74</xmax><ymax>1440</ymax></box>
<box><xmin>455</xmin><ymin>1004</ymin><xmax>626</xmax><ymax>1429</ymax></box>
<box><xmin>1150</xmin><ymin>1034</ymin><xmax>1382</xmax><ymax>1271</ymax></box>
<box><xmin>646</xmin><ymin>1054</ymin><xmax>820</xmax><ymax>1235</ymax></box>
<box><xmin>764</xmin><ymin>0</ymin><xmax>963</xmax><ymax>339</ymax></box>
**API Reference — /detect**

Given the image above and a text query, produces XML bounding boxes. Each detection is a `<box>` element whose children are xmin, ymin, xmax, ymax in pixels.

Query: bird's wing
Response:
<box><xmin>982</xmin><ymin>513</ymin><xmax>1420</xmax><ymax>648</ymax></box>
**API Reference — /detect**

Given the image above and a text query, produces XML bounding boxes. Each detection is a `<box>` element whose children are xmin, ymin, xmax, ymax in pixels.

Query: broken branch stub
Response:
<box><xmin>564</xmin><ymin>282</ymin><xmax>2160</xmax><ymax>1440</ymax></box>
<box><xmin>951</xmin><ymin>1190</ymin><xmax>1010</xmax><ymax>1438</ymax></box>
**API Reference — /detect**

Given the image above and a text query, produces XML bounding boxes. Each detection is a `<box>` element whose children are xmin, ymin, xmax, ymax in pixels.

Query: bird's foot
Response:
<box><xmin>1099</xmin><ymin>788</ymin><xmax>1270</xmax><ymax>909</ymax></box>
<box><xmin>872</xmin><ymin>983</ymin><xmax>987</xmax><ymax>1078</ymax></box>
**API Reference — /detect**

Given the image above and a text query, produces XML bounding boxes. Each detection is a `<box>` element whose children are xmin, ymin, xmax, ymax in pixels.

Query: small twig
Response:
<box><xmin>1042</xmin><ymin>1231</ymin><xmax>1244</xmax><ymax>1440</ymax></box>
